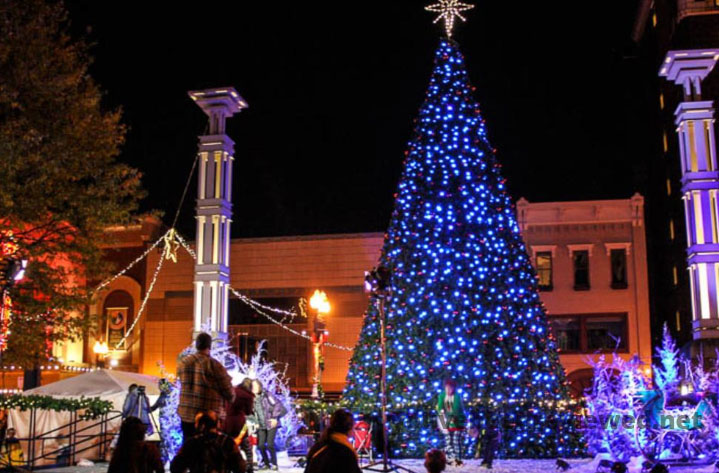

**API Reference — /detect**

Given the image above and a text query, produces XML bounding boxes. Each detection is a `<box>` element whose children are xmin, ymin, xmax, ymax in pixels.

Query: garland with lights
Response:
<box><xmin>93</xmin><ymin>230</ymin><xmax>167</xmax><ymax>295</ymax></box>
<box><xmin>91</xmin><ymin>228</ymin><xmax>350</xmax><ymax>356</ymax></box>
<box><xmin>0</xmin><ymin>394</ymin><xmax>113</xmax><ymax>420</ymax></box>
<box><xmin>342</xmin><ymin>37</ymin><xmax>584</xmax><ymax>459</ymax></box>
<box><xmin>106</xmin><ymin>234</ymin><xmax>170</xmax><ymax>352</ymax></box>
<box><xmin>175</xmin><ymin>233</ymin><xmax>354</xmax><ymax>352</ymax></box>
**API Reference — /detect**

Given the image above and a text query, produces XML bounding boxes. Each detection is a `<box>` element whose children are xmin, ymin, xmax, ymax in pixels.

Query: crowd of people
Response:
<box><xmin>108</xmin><ymin>332</ymin><xmax>287</xmax><ymax>473</ymax></box>
<box><xmin>107</xmin><ymin>333</ymin><xmax>498</xmax><ymax>473</ymax></box>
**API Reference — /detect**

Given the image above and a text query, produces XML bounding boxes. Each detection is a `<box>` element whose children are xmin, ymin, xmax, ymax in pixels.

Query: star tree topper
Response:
<box><xmin>425</xmin><ymin>0</ymin><xmax>474</xmax><ymax>38</ymax></box>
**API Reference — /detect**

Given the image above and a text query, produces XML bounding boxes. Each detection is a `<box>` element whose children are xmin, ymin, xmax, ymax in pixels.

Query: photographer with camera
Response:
<box><xmin>122</xmin><ymin>384</ymin><xmax>163</xmax><ymax>436</ymax></box>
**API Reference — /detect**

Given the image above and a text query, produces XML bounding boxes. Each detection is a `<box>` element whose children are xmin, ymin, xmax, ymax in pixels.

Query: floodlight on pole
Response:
<box><xmin>362</xmin><ymin>265</ymin><xmax>416</xmax><ymax>473</ymax></box>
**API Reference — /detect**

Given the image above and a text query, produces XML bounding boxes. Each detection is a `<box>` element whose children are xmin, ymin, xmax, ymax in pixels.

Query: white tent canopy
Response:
<box><xmin>8</xmin><ymin>369</ymin><xmax>161</xmax><ymax>466</ymax></box>
<box><xmin>23</xmin><ymin>369</ymin><xmax>161</xmax><ymax>397</ymax></box>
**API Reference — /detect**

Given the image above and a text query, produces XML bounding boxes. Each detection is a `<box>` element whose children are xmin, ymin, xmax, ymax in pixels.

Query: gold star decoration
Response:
<box><xmin>162</xmin><ymin>228</ymin><xmax>180</xmax><ymax>263</ymax></box>
<box><xmin>425</xmin><ymin>0</ymin><xmax>474</xmax><ymax>38</ymax></box>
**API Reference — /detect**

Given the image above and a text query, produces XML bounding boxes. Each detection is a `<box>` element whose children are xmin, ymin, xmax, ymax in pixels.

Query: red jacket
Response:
<box><xmin>224</xmin><ymin>385</ymin><xmax>254</xmax><ymax>437</ymax></box>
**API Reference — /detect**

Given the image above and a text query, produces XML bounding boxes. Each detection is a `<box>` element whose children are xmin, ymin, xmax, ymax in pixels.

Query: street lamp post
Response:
<box><xmin>309</xmin><ymin>290</ymin><xmax>330</xmax><ymax>399</ymax></box>
<box><xmin>93</xmin><ymin>341</ymin><xmax>108</xmax><ymax>369</ymax></box>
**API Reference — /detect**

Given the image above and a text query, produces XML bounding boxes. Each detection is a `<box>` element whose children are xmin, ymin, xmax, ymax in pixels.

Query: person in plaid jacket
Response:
<box><xmin>177</xmin><ymin>333</ymin><xmax>234</xmax><ymax>442</ymax></box>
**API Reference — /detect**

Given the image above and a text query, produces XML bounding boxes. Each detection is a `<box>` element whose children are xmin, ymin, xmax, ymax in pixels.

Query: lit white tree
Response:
<box><xmin>161</xmin><ymin>337</ymin><xmax>303</xmax><ymax>462</ymax></box>
<box><xmin>654</xmin><ymin>324</ymin><xmax>679</xmax><ymax>393</ymax></box>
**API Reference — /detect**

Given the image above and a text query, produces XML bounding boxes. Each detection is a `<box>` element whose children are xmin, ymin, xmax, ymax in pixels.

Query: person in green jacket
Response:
<box><xmin>436</xmin><ymin>379</ymin><xmax>467</xmax><ymax>466</ymax></box>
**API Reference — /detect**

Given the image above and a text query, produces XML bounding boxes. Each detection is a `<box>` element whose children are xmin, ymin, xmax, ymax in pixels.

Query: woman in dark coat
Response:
<box><xmin>304</xmin><ymin>409</ymin><xmax>361</xmax><ymax>473</ymax></box>
<box><xmin>250</xmin><ymin>379</ymin><xmax>286</xmax><ymax>470</ymax></box>
<box><xmin>225</xmin><ymin>377</ymin><xmax>255</xmax><ymax>472</ymax></box>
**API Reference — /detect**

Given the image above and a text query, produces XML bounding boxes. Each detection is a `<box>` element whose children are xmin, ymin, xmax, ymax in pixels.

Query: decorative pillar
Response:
<box><xmin>188</xmin><ymin>88</ymin><xmax>248</xmax><ymax>339</ymax></box>
<box><xmin>660</xmin><ymin>50</ymin><xmax>719</xmax><ymax>340</ymax></box>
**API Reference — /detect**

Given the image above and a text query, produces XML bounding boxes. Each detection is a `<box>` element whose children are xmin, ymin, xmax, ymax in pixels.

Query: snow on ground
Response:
<box><xmin>41</xmin><ymin>457</ymin><xmax>719</xmax><ymax>472</ymax></box>
<box><xmin>277</xmin><ymin>457</ymin><xmax>718</xmax><ymax>473</ymax></box>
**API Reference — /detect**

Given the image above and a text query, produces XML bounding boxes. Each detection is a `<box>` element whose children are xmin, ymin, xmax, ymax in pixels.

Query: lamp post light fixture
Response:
<box><xmin>93</xmin><ymin>341</ymin><xmax>108</xmax><ymax>369</ymax></box>
<box><xmin>680</xmin><ymin>380</ymin><xmax>694</xmax><ymax>397</ymax></box>
<box><xmin>309</xmin><ymin>290</ymin><xmax>330</xmax><ymax>399</ymax></box>
<box><xmin>310</xmin><ymin>290</ymin><xmax>331</xmax><ymax>318</ymax></box>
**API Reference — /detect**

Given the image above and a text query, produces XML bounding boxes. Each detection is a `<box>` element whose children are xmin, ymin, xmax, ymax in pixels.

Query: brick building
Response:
<box><xmin>77</xmin><ymin>196</ymin><xmax>652</xmax><ymax>398</ymax></box>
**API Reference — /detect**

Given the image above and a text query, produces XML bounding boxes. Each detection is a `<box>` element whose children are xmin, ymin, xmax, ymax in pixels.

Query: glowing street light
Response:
<box><xmin>310</xmin><ymin>290</ymin><xmax>331</xmax><ymax>316</ymax></box>
<box><xmin>310</xmin><ymin>290</ymin><xmax>330</xmax><ymax>399</ymax></box>
<box><xmin>93</xmin><ymin>341</ymin><xmax>108</xmax><ymax>369</ymax></box>
<box><xmin>93</xmin><ymin>341</ymin><xmax>109</xmax><ymax>355</ymax></box>
<box><xmin>680</xmin><ymin>380</ymin><xmax>693</xmax><ymax>396</ymax></box>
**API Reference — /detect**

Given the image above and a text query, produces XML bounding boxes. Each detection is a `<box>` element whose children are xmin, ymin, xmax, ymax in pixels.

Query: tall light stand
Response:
<box><xmin>362</xmin><ymin>267</ymin><xmax>416</xmax><ymax>473</ymax></box>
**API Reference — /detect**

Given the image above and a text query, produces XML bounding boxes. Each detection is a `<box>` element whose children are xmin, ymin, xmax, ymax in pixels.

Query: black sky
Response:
<box><xmin>63</xmin><ymin>1</ymin><xmax>657</xmax><ymax>238</ymax></box>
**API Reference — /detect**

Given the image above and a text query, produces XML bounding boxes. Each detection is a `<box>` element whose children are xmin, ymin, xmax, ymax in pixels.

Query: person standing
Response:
<box><xmin>250</xmin><ymin>379</ymin><xmax>287</xmax><ymax>471</ymax></box>
<box><xmin>177</xmin><ymin>332</ymin><xmax>234</xmax><ymax>443</ymax></box>
<box><xmin>1</xmin><ymin>428</ymin><xmax>24</xmax><ymax>468</ymax></box>
<box><xmin>480</xmin><ymin>414</ymin><xmax>500</xmax><ymax>469</ymax></box>
<box><xmin>304</xmin><ymin>409</ymin><xmax>361</xmax><ymax>473</ymax></box>
<box><xmin>436</xmin><ymin>379</ymin><xmax>467</xmax><ymax>466</ymax></box>
<box><xmin>108</xmin><ymin>417</ymin><xmax>164</xmax><ymax>473</ymax></box>
<box><xmin>170</xmin><ymin>411</ymin><xmax>245</xmax><ymax>473</ymax></box>
<box><xmin>225</xmin><ymin>377</ymin><xmax>255</xmax><ymax>472</ymax></box>
<box><xmin>121</xmin><ymin>384</ymin><xmax>161</xmax><ymax>435</ymax></box>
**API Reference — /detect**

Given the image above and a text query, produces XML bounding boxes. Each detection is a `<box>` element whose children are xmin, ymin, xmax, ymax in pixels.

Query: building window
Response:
<box><xmin>536</xmin><ymin>251</ymin><xmax>553</xmax><ymax>291</ymax></box>
<box><xmin>670</xmin><ymin>219</ymin><xmax>675</xmax><ymax>240</ymax></box>
<box><xmin>586</xmin><ymin>315</ymin><xmax>627</xmax><ymax>351</ymax></box>
<box><xmin>549</xmin><ymin>313</ymin><xmax>628</xmax><ymax>353</ymax></box>
<box><xmin>573</xmin><ymin>250</ymin><xmax>590</xmax><ymax>290</ymax></box>
<box><xmin>711</xmin><ymin>191</ymin><xmax>719</xmax><ymax>242</ymax></box>
<box><xmin>551</xmin><ymin>317</ymin><xmax>580</xmax><ymax>352</ymax></box>
<box><xmin>676</xmin><ymin>310</ymin><xmax>681</xmax><ymax>332</ymax></box>
<box><xmin>689</xmin><ymin>122</ymin><xmax>699</xmax><ymax>172</ymax></box>
<box><xmin>673</xmin><ymin>266</ymin><xmax>679</xmax><ymax>286</ymax></box>
<box><xmin>693</xmin><ymin>191</ymin><xmax>705</xmax><ymax>244</ymax></box>
<box><xmin>610</xmin><ymin>249</ymin><xmax>628</xmax><ymax>289</ymax></box>
<box><xmin>659</xmin><ymin>91</ymin><xmax>664</xmax><ymax>108</ymax></box>
<box><xmin>666</xmin><ymin>178</ymin><xmax>671</xmax><ymax>196</ymax></box>
<box><xmin>663</xmin><ymin>131</ymin><xmax>668</xmax><ymax>153</ymax></box>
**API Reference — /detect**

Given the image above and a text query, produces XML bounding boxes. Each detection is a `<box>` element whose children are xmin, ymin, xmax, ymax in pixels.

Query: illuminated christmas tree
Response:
<box><xmin>342</xmin><ymin>37</ymin><xmax>582</xmax><ymax>458</ymax></box>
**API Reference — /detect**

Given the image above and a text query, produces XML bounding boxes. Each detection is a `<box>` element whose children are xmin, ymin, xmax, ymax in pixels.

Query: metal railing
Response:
<box><xmin>15</xmin><ymin>409</ymin><xmax>122</xmax><ymax>470</ymax></box>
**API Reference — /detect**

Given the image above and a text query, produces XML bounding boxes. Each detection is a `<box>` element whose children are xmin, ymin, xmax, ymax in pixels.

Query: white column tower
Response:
<box><xmin>188</xmin><ymin>88</ymin><xmax>248</xmax><ymax>338</ymax></box>
<box><xmin>660</xmin><ymin>50</ymin><xmax>719</xmax><ymax>340</ymax></box>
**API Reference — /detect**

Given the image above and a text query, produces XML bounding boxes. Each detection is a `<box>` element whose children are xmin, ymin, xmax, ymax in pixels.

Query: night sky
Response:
<box><xmin>63</xmin><ymin>1</ymin><xmax>657</xmax><ymax>238</ymax></box>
